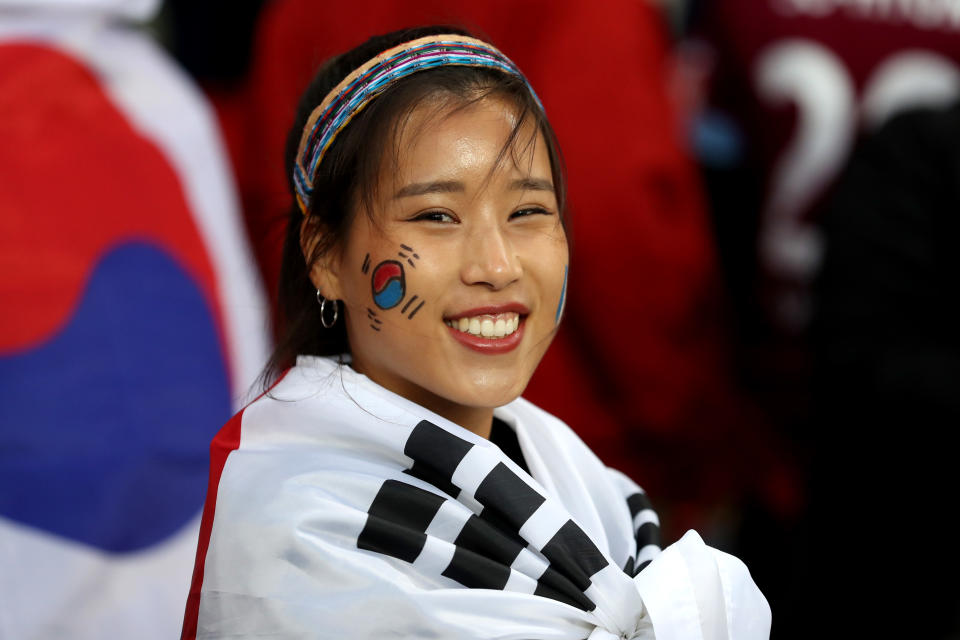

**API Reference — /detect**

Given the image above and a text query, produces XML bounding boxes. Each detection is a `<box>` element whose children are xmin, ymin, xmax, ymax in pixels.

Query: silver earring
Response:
<box><xmin>317</xmin><ymin>289</ymin><xmax>338</xmax><ymax>329</ymax></box>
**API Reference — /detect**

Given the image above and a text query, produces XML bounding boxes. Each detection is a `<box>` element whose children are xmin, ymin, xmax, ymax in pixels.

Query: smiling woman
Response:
<box><xmin>182</xmin><ymin>26</ymin><xmax>771</xmax><ymax>640</ymax></box>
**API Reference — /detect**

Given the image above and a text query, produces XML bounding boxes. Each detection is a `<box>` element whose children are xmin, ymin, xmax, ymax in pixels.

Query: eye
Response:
<box><xmin>509</xmin><ymin>207</ymin><xmax>553</xmax><ymax>220</ymax></box>
<box><xmin>411</xmin><ymin>210</ymin><xmax>457</xmax><ymax>223</ymax></box>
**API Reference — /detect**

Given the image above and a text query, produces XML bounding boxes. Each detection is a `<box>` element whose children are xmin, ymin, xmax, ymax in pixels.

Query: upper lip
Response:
<box><xmin>444</xmin><ymin>303</ymin><xmax>529</xmax><ymax>320</ymax></box>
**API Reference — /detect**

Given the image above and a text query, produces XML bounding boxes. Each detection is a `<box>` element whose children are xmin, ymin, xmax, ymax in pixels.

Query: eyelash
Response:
<box><xmin>510</xmin><ymin>207</ymin><xmax>552</xmax><ymax>219</ymax></box>
<box><xmin>411</xmin><ymin>210</ymin><xmax>457</xmax><ymax>223</ymax></box>
<box><xmin>411</xmin><ymin>207</ymin><xmax>553</xmax><ymax>223</ymax></box>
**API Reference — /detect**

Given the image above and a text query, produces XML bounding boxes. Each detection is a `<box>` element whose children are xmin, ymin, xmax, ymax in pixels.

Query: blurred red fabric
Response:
<box><xmin>0</xmin><ymin>43</ymin><xmax>223</xmax><ymax>356</ymax></box>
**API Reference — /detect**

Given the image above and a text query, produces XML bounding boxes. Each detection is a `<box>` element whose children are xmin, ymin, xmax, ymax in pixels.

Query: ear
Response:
<box><xmin>300</xmin><ymin>217</ymin><xmax>344</xmax><ymax>300</ymax></box>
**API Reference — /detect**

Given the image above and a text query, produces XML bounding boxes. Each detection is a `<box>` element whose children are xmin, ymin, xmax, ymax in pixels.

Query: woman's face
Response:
<box><xmin>314</xmin><ymin>95</ymin><xmax>568</xmax><ymax>435</ymax></box>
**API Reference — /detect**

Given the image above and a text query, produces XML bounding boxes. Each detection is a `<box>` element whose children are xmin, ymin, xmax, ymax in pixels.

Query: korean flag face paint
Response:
<box><xmin>371</xmin><ymin>260</ymin><xmax>405</xmax><ymax>309</ymax></box>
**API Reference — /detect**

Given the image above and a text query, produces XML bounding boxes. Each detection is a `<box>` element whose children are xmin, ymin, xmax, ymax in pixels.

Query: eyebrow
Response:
<box><xmin>394</xmin><ymin>177</ymin><xmax>554</xmax><ymax>199</ymax></box>
<box><xmin>394</xmin><ymin>180</ymin><xmax>464</xmax><ymax>199</ymax></box>
<box><xmin>510</xmin><ymin>177</ymin><xmax>554</xmax><ymax>193</ymax></box>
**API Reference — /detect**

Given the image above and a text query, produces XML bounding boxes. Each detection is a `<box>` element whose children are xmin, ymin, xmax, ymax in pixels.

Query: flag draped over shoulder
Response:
<box><xmin>0</xmin><ymin>4</ymin><xmax>269</xmax><ymax>639</ymax></box>
<box><xmin>184</xmin><ymin>357</ymin><xmax>770</xmax><ymax>640</ymax></box>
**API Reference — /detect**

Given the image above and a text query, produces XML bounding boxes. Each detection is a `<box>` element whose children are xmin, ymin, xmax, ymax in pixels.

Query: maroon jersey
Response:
<box><xmin>697</xmin><ymin>0</ymin><xmax>960</xmax><ymax>328</ymax></box>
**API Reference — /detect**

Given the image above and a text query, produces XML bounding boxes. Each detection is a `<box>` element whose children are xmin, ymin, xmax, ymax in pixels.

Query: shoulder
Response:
<box><xmin>227</xmin><ymin>355</ymin><xmax>359</xmax><ymax>444</ymax></box>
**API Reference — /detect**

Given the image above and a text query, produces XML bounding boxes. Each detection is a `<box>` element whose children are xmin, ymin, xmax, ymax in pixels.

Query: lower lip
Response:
<box><xmin>446</xmin><ymin>319</ymin><xmax>525</xmax><ymax>354</ymax></box>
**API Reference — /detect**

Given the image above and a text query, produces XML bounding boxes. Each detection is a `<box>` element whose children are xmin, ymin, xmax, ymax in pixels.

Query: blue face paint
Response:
<box><xmin>371</xmin><ymin>260</ymin><xmax>405</xmax><ymax>309</ymax></box>
<box><xmin>366</xmin><ymin>245</ymin><xmax>425</xmax><ymax>331</ymax></box>
<box><xmin>555</xmin><ymin>265</ymin><xmax>568</xmax><ymax>325</ymax></box>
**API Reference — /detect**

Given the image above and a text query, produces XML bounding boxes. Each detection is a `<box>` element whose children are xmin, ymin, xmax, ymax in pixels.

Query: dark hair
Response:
<box><xmin>263</xmin><ymin>25</ymin><xmax>567</xmax><ymax>385</ymax></box>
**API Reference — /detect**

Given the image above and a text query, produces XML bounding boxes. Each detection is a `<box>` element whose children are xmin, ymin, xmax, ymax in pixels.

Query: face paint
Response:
<box><xmin>401</xmin><ymin>295</ymin><xmax>425</xmax><ymax>319</ymax></box>
<box><xmin>366</xmin><ymin>307</ymin><xmax>382</xmax><ymax>331</ymax></box>
<box><xmin>371</xmin><ymin>260</ymin><xmax>405</xmax><ymax>309</ymax></box>
<box><xmin>398</xmin><ymin>244</ymin><xmax>420</xmax><ymax>268</ymax></box>
<box><xmin>368</xmin><ymin>245</ymin><xmax>424</xmax><ymax>324</ymax></box>
<box><xmin>555</xmin><ymin>264</ymin><xmax>568</xmax><ymax>325</ymax></box>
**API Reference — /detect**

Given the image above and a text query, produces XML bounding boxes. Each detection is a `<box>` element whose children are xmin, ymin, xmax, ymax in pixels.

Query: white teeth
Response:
<box><xmin>480</xmin><ymin>319</ymin><xmax>494</xmax><ymax>337</ymax></box>
<box><xmin>446</xmin><ymin>312</ymin><xmax>522</xmax><ymax>339</ymax></box>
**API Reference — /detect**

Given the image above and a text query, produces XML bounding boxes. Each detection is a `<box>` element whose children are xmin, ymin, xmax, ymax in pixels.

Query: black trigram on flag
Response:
<box><xmin>357</xmin><ymin>420</ymin><xmax>657</xmax><ymax>611</ymax></box>
<box><xmin>622</xmin><ymin>490</ymin><xmax>661</xmax><ymax>577</ymax></box>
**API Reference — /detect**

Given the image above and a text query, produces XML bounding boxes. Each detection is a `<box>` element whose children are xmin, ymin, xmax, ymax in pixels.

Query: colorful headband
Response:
<box><xmin>293</xmin><ymin>34</ymin><xmax>542</xmax><ymax>215</ymax></box>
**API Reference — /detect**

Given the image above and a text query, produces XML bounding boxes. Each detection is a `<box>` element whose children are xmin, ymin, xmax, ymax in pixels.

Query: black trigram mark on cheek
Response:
<box><xmin>361</xmin><ymin>253</ymin><xmax>371</xmax><ymax>274</ymax></box>
<box><xmin>398</xmin><ymin>244</ymin><xmax>420</xmax><ymax>268</ymax></box>
<box><xmin>400</xmin><ymin>295</ymin><xmax>425</xmax><ymax>320</ymax></box>
<box><xmin>367</xmin><ymin>306</ymin><xmax>382</xmax><ymax>331</ymax></box>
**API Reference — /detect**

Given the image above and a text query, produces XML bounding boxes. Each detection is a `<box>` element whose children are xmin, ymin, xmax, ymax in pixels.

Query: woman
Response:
<box><xmin>182</xmin><ymin>26</ymin><xmax>770</xmax><ymax>640</ymax></box>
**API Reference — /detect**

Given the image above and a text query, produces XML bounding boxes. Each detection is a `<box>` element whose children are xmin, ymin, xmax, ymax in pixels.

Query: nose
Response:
<box><xmin>460</xmin><ymin>223</ymin><xmax>522</xmax><ymax>290</ymax></box>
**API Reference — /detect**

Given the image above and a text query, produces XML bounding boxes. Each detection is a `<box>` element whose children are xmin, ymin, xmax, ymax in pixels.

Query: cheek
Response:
<box><xmin>536</xmin><ymin>233</ymin><xmax>569</xmax><ymax>326</ymax></box>
<box><xmin>354</xmin><ymin>243</ymin><xmax>430</xmax><ymax>334</ymax></box>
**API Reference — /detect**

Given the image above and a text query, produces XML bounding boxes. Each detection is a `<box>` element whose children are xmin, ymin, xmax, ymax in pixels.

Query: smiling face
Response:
<box><xmin>310</xmin><ymin>95</ymin><xmax>568</xmax><ymax>436</ymax></box>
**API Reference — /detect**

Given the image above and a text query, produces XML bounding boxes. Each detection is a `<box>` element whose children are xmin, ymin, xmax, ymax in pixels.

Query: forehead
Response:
<box><xmin>382</xmin><ymin>95</ymin><xmax>550</xmax><ymax>185</ymax></box>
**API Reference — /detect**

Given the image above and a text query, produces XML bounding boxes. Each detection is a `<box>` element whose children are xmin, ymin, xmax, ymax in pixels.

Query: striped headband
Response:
<box><xmin>293</xmin><ymin>34</ymin><xmax>542</xmax><ymax>215</ymax></box>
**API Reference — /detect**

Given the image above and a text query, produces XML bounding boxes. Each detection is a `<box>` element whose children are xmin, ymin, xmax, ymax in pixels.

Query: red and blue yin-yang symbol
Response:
<box><xmin>371</xmin><ymin>260</ymin><xmax>406</xmax><ymax>309</ymax></box>
<box><xmin>0</xmin><ymin>44</ymin><xmax>233</xmax><ymax>553</ymax></box>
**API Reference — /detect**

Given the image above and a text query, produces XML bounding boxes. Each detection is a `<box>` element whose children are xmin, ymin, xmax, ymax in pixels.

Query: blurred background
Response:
<box><xmin>2</xmin><ymin>0</ymin><xmax>958</xmax><ymax>637</ymax></box>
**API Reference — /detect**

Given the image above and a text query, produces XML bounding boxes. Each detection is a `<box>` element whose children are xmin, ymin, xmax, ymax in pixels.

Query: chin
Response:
<box><xmin>451</xmin><ymin>372</ymin><xmax>529</xmax><ymax>408</ymax></box>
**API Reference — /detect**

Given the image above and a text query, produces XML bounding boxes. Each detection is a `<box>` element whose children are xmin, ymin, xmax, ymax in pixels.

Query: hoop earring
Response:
<box><xmin>317</xmin><ymin>289</ymin><xmax>338</xmax><ymax>329</ymax></box>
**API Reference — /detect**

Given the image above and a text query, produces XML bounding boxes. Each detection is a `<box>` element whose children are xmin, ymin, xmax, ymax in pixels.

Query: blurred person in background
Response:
<box><xmin>0</xmin><ymin>1</ymin><xmax>268</xmax><ymax>638</ymax></box>
<box><xmin>687</xmin><ymin>0</ymin><xmax>960</xmax><ymax>341</ymax></box>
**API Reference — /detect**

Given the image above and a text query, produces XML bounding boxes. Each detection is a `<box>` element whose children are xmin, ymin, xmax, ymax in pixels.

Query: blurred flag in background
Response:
<box><xmin>0</xmin><ymin>1</ymin><xmax>269</xmax><ymax>638</ymax></box>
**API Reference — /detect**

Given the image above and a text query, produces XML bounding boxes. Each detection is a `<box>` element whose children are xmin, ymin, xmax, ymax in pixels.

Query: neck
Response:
<box><xmin>397</xmin><ymin>385</ymin><xmax>494</xmax><ymax>438</ymax></box>
<box><xmin>428</xmin><ymin>402</ymin><xmax>494</xmax><ymax>439</ymax></box>
<box><xmin>347</xmin><ymin>360</ymin><xmax>494</xmax><ymax>439</ymax></box>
